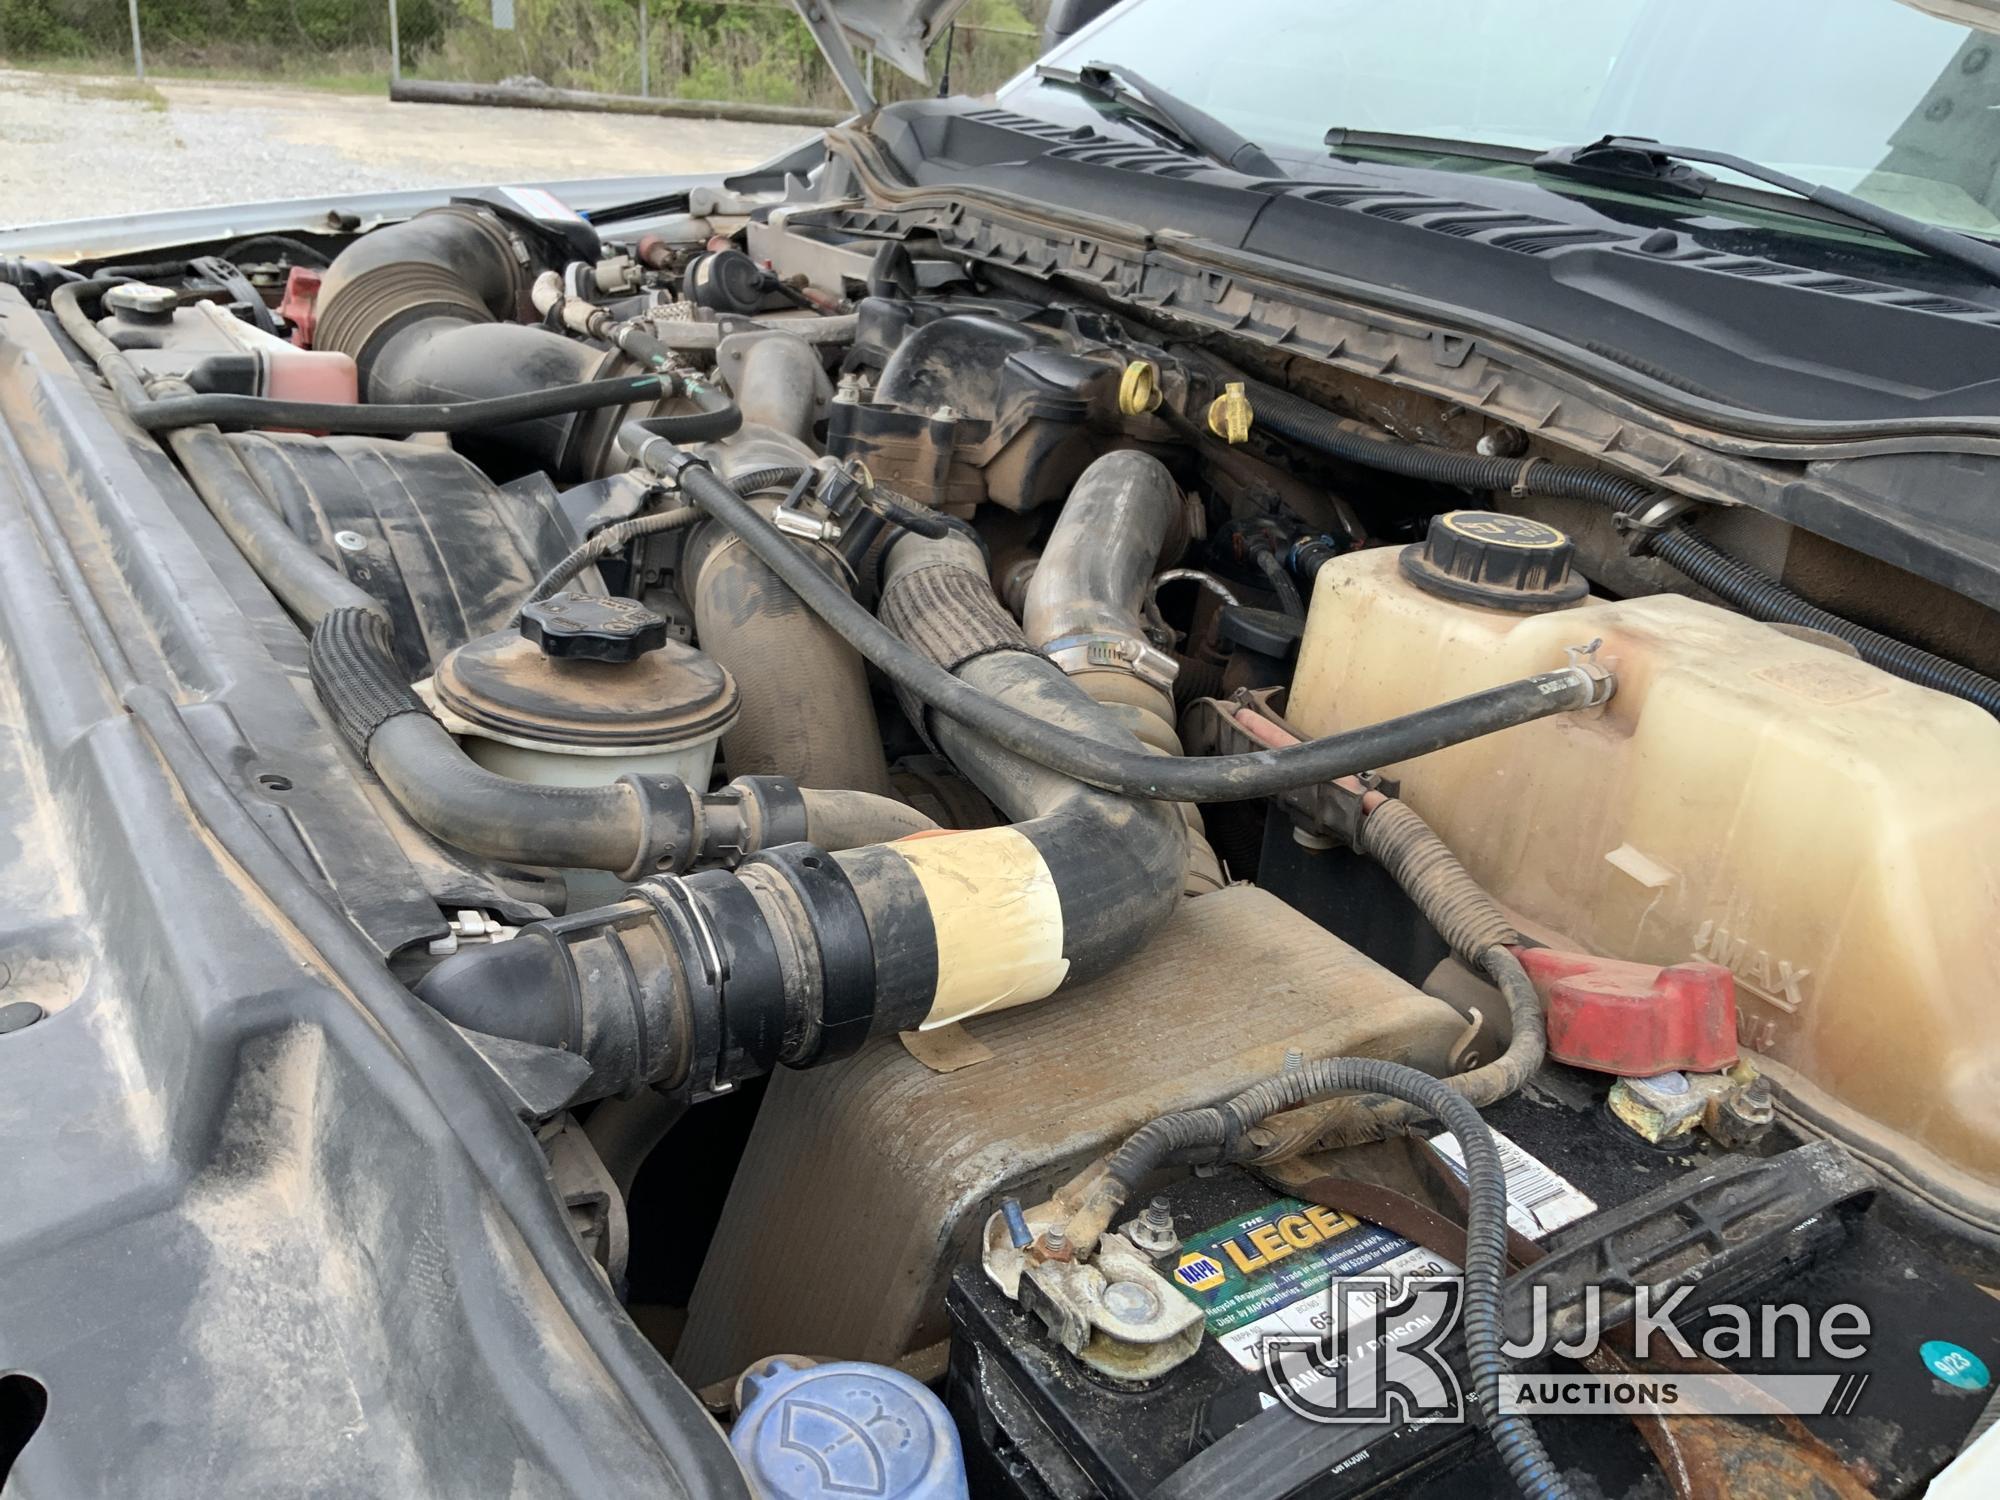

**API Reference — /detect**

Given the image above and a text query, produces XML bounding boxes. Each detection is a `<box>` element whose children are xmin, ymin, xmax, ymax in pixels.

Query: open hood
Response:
<box><xmin>789</xmin><ymin>0</ymin><xmax>978</xmax><ymax>100</ymax></box>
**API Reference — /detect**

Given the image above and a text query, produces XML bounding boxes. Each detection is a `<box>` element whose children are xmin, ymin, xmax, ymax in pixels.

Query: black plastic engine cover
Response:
<box><xmin>229</xmin><ymin>432</ymin><xmax>581</xmax><ymax>675</ymax></box>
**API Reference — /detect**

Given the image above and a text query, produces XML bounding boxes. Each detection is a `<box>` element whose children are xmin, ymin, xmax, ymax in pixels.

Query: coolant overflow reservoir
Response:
<box><xmin>1291</xmin><ymin>545</ymin><xmax>2000</xmax><ymax>1229</ymax></box>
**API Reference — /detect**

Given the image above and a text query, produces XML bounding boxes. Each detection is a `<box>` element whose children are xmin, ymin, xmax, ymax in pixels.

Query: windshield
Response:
<box><xmin>1008</xmin><ymin>0</ymin><xmax>2000</xmax><ymax>233</ymax></box>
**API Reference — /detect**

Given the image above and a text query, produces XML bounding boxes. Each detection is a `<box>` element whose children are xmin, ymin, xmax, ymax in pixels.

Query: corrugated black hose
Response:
<box><xmin>1092</xmin><ymin>1058</ymin><xmax>1572</xmax><ymax>1500</ymax></box>
<box><xmin>1246</xmin><ymin>380</ymin><xmax>2000</xmax><ymax>715</ymax></box>
<box><xmin>1245</xmin><ymin>798</ymin><xmax>1545</xmax><ymax>1157</ymax></box>
<box><xmin>309</xmin><ymin>606</ymin><xmax>693</xmax><ymax>877</ymax></box>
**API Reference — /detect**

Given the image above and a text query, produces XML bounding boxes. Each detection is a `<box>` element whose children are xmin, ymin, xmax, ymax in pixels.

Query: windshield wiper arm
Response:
<box><xmin>1536</xmin><ymin>135</ymin><xmax>2000</xmax><ymax>289</ymax></box>
<box><xmin>1035</xmin><ymin>61</ymin><xmax>1285</xmax><ymax>179</ymax></box>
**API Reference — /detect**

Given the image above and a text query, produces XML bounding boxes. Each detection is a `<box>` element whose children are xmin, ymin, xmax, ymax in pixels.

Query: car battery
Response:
<box><xmin>946</xmin><ymin>1085</ymin><xmax>2000</xmax><ymax>1499</ymax></box>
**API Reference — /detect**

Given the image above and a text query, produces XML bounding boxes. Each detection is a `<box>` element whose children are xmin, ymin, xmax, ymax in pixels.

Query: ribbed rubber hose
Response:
<box><xmin>1359</xmin><ymin>799</ymin><xmax>1518</xmax><ymax>960</ymax></box>
<box><xmin>628</xmin><ymin>428</ymin><xmax>1611</xmax><ymax>802</ymax></box>
<box><xmin>1095</xmin><ymin>1058</ymin><xmax>1571</xmax><ymax>1500</ymax></box>
<box><xmin>1249</xmin><ymin>380</ymin><xmax>2000</xmax><ymax>714</ymax></box>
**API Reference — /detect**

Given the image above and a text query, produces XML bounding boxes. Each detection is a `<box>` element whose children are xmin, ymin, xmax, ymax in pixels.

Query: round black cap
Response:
<box><xmin>1218</xmin><ymin>605</ymin><xmax>1305</xmax><ymax>662</ymax></box>
<box><xmin>683</xmin><ymin>249</ymin><xmax>770</xmax><ymax>313</ymax></box>
<box><xmin>1399</xmin><ymin>510</ymin><xmax>1588</xmax><ymax>612</ymax></box>
<box><xmin>519</xmin><ymin>592</ymin><xmax>669</xmax><ymax>662</ymax></box>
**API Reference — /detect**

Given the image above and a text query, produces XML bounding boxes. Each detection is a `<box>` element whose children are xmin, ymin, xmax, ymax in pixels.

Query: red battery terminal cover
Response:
<box><xmin>1512</xmin><ymin>945</ymin><xmax>1738</xmax><ymax>1076</ymax></box>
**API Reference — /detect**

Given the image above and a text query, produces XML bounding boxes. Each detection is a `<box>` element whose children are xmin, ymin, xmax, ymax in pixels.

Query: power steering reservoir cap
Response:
<box><xmin>731</xmin><ymin>1359</ymin><xmax>969</xmax><ymax>1500</ymax></box>
<box><xmin>518</xmin><ymin>592</ymin><xmax>669</xmax><ymax>662</ymax></box>
<box><xmin>1400</xmin><ymin>509</ymin><xmax>1589</xmax><ymax>612</ymax></box>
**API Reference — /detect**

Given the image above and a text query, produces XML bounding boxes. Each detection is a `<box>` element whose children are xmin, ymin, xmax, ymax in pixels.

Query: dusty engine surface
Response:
<box><xmin>41</xmin><ymin>180</ymin><xmax>2000</xmax><ymax>1500</ymax></box>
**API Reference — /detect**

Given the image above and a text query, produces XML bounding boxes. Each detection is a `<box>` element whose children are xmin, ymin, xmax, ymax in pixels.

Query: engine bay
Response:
<box><xmin>11</xmin><ymin>166</ymin><xmax>2000</xmax><ymax>1498</ymax></box>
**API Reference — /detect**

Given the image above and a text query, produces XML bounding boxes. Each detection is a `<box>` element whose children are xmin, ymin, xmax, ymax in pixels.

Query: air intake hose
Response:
<box><xmin>1022</xmin><ymin>449</ymin><xmax>1225</xmax><ymax>893</ymax></box>
<box><xmin>314</xmin><ymin>204</ymin><xmax>694</xmax><ymax>477</ymax></box>
<box><xmin>313</xmin><ymin>203</ymin><xmax>529</xmax><ymax>377</ymax></box>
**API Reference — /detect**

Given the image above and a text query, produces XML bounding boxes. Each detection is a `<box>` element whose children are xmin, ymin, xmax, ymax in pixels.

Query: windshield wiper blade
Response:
<box><xmin>1035</xmin><ymin>61</ymin><xmax>1285</xmax><ymax>179</ymax></box>
<box><xmin>1536</xmin><ymin>135</ymin><xmax>2000</xmax><ymax>289</ymax></box>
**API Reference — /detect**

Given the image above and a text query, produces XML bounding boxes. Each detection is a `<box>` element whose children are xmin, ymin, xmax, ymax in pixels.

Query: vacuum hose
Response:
<box><xmin>1247</xmin><ymin>381</ymin><xmax>2000</xmax><ymax>715</ymax></box>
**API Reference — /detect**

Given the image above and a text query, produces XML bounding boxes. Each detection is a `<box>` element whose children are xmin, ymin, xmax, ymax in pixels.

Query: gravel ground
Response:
<box><xmin>0</xmin><ymin>69</ymin><xmax>815</xmax><ymax>227</ymax></box>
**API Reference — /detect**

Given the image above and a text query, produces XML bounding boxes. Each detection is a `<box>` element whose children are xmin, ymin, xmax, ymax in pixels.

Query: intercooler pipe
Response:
<box><xmin>672</xmin><ymin>344</ymin><xmax>898</xmax><ymax>795</ymax></box>
<box><xmin>415</xmin><ymin>526</ymin><xmax>1188</xmax><ymax>1106</ymax></box>
<box><xmin>1022</xmin><ymin>450</ymin><xmax>1225</xmax><ymax>893</ymax></box>
<box><xmin>308</xmin><ymin>606</ymin><xmax>926</xmax><ymax>878</ymax></box>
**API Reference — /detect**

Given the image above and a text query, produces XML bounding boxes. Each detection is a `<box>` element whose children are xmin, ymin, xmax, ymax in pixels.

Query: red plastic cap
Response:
<box><xmin>1515</xmin><ymin>946</ymin><xmax>1738</xmax><ymax>1077</ymax></box>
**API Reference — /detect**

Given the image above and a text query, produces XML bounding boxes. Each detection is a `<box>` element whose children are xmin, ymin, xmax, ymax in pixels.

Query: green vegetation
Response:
<box><xmin>69</xmin><ymin>76</ymin><xmax>169</xmax><ymax>107</ymax></box>
<box><xmin>0</xmin><ymin>0</ymin><xmax>1047</xmax><ymax>107</ymax></box>
<box><xmin>424</xmin><ymin>0</ymin><xmax>1043</xmax><ymax>108</ymax></box>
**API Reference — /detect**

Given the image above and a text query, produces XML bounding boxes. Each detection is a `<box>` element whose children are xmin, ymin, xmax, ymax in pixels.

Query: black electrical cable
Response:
<box><xmin>132</xmin><ymin>372</ymin><xmax>689</xmax><ymax>437</ymax></box>
<box><xmin>521</xmin><ymin>464</ymin><xmax>813</xmax><ymax>608</ymax></box>
<box><xmin>622</xmin><ymin>422</ymin><xmax>1611</xmax><ymax>802</ymax></box>
<box><xmin>1645</xmin><ymin>524</ymin><xmax>2000</xmax><ymax>713</ymax></box>
<box><xmin>1245</xmin><ymin>379</ymin><xmax>2000</xmax><ymax>715</ymax></box>
<box><xmin>220</xmin><ymin>234</ymin><xmax>332</xmax><ymax>269</ymax></box>
<box><xmin>1093</xmin><ymin>1058</ymin><xmax>1572</xmax><ymax>1500</ymax></box>
<box><xmin>1252</xmin><ymin>545</ymin><xmax>1305</xmax><ymax>618</ymax></box>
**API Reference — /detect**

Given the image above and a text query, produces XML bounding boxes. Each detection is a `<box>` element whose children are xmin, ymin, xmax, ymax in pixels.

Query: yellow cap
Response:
<box><xmin>1206</xmin><ymin>382</ymin><xmax>1253</xmax><ymax>444</ymax></box>
<box><xmin>1117</xmin><ymin>360</ymin><xmax>1162</xmax><ymax>416</ymax></box>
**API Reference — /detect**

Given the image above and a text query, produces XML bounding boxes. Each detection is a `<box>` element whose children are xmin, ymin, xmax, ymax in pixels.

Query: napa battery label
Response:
<box><xmin>1172</xmin><ymin>1199</ymin><xmax>1458</xmax><ymax>1372</ymax></box>
<box><xmin>1169</xmin><ymin>1130</ymin><xmax>1594</xmax><ymax>1373</ymax></box>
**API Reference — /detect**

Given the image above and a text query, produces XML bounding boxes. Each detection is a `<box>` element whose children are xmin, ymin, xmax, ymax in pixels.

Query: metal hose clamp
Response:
<box><xmin>1564</xmin><ymin>639</ymin><xmax>1617</xmax><ymax>706</ymax></box>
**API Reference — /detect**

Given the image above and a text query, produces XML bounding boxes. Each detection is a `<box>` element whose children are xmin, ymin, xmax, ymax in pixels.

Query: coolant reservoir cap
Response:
<box><xmin>731</xmin><ymin>1359</ymin><xmax>969</xmax><ymax>1500</ymax></box>
<box><xmin>435</xmin><ymin>617</ymin><xmax>738</xmax><ymax>750</ymax></box>
<box><xmin>1400</xmin><ymin>510</ymin><xmax>1588</xmax><ymax>612</ymax></box>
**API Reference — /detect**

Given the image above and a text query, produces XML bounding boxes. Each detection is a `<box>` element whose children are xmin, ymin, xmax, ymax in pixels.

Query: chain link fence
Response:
<box><xmin>0</xmin><ymin>1</ymin><xmax>1048</xmax><ymax>109</ymax></box>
